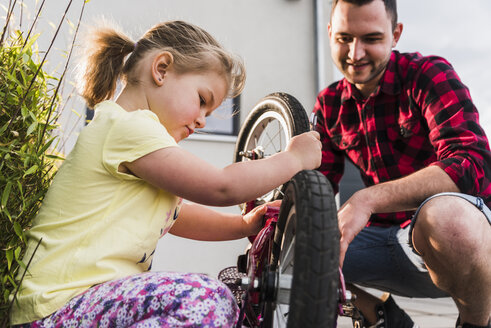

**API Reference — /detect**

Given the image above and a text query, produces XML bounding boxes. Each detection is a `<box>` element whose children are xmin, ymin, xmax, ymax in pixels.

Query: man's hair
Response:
<box><xmin>330</xmin><ymin>0</ymin><xmax>398</xmax><ymax>31</ymax></box>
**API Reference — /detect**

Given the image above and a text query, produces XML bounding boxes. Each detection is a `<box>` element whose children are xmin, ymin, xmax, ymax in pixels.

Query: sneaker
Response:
<box><xmin>353</xmin><ymin>295</ymin><xmax>418</xmax><ymax>328</ymax></box>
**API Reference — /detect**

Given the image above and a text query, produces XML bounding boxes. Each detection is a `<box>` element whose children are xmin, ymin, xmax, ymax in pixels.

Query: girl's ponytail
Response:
<box><xmin>78</xmin><ymin>26</ymin><xmax>134</xmax><ymax>108</ymax></box>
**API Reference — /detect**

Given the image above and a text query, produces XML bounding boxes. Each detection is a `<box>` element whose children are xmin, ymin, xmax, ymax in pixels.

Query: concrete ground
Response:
<box><xmin>336</xmin><ymin>295</ymin><xmax>459</xmax><ymax>327</ymax></box>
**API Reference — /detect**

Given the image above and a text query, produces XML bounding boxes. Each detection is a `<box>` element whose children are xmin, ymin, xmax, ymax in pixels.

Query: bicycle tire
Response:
<box><xmin>234</xmin><ymin>93</ymin><xmax>310</xmax><ymax>207</ymax></box>
<box><xmin>264</xmin><ymin>170</ymin><xmax>339</xmax><ymax>328</ymax></box>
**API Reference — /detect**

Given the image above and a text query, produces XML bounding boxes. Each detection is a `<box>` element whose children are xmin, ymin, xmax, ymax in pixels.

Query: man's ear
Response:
<box><xmin>392</xmin><ymin>22</ymin><xmax>403</xmax><ymax>47</ymax></box>
<box><xmin>152</xmin><ymin>51</ymin><xmax>174</xmax><ymax>86</ymax></box>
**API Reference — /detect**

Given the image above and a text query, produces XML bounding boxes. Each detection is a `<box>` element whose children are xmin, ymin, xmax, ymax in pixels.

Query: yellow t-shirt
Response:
<box><xmin>11</xmin><ymin>101</ymin><xmax>181</xmax><ymax>324</ymax></box>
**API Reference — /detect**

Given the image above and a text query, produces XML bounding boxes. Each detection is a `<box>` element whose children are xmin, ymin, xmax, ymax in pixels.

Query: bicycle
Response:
<box><xmin>218</xmin><ymin>93</ymin><xmax>362</xmax><ymax>328</ymax></box>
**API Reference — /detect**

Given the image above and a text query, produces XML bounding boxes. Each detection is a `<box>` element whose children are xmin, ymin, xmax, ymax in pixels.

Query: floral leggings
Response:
<box><xmin>18</xmin><ymin>272</ymin><xmax>238</xmax><ymax>328</ymax></box>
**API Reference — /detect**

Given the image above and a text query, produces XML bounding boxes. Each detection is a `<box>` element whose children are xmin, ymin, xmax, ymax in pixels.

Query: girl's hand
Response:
<box><xmin>242</xmin><ymin>200</ymin><xmax>282</xmax><ymax>236</ymax></box>
<box><xmin>285</xmin><ymin>131</ymin><xmax>322</xmax><ymax>171</ymax></box>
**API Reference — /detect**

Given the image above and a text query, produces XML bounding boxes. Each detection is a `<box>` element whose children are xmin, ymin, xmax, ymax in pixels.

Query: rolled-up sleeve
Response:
<box><xmin>416</xmin><ymin>59</ymin><xmax>491</xmax><ymax>205</ymax></box>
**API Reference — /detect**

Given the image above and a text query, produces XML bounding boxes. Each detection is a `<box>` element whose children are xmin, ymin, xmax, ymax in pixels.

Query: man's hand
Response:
<box><xmin>337</xmin><ymin>166</ymin><xmax>461</xmax><ymax>267</ymax></box>
<box><xmin>337</xmin><ymin>190</ymin><xmax>373</xmax><ymax>267</ymax></box>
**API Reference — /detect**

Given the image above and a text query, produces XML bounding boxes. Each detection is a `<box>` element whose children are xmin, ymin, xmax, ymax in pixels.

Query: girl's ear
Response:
<box><xmin>152</xmin><ymin>51</ymin><xmax>174</xmax><ymax>86</ymax></box>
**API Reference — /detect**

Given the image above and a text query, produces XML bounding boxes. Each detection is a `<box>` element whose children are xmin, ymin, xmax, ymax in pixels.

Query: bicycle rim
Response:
<box><xmin>234</xmin><ymin>93</ymin><xmax>309</xmax><ymax>207</ymax></box>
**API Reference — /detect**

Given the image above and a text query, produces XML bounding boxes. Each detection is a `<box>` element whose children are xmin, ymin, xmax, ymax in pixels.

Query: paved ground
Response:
<box><xmin>336</xmin><ymin>295</ymin><xmax>458</xmax><ymax>327</ymax></box>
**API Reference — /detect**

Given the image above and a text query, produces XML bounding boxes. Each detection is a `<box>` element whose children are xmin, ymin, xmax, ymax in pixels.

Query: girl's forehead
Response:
<box><xmin>194</xmin><ymin>70</ymin><xmax>229</xmax><ymax>99</ymax></box>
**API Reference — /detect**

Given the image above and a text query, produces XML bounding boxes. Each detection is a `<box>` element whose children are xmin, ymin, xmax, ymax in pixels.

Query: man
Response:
<box><xmin>313</xmin><ymin>0</ymin><xmax>491</xmax><ymax>327</ymax></box>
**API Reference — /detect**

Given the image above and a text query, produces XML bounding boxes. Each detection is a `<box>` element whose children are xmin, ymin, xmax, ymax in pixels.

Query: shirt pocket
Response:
<box><xmin>330</xmin><ymin>131</ymin><xmax>366</xmax><ymax>170</ymax></box>
<box><xmin>386</xmin><ymin>118</ymin><xmax>420</xmax><ymax>141</ymax></box>
<box><xmin>385</xmin><ymin>118</ymin><xmax>433</xmax><ymax>170</ymax></box>
<box><xmin>331</xmin><ymin>132</ymin><xmax>361</xmax><ymax>151</ymax></box>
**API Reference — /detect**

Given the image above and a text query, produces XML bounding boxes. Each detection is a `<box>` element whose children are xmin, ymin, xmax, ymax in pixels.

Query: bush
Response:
<box><xmin>0</xmin><ymin>2</ymin><xmax>86</xmax><ymax>325</ymax></box>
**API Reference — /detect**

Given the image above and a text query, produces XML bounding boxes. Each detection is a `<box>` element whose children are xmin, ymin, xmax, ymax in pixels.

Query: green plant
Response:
<box><xmin>0</xmin><ymin>1</ymin><xmax>86</xmax><ymax>325</ymax></box>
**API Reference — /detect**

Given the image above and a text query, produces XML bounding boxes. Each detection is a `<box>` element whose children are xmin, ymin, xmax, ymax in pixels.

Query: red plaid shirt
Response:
<box><xmin>314</xmin><ymin>51</ymin><xmax>491</xmax><ymax>226</ymax></box>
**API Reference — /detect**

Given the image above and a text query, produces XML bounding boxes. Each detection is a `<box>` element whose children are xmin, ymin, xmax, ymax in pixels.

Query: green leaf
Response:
<box><xmin>23</xmin><ymin>33</ymin><xmax>40</xmax><ymax>50</ymax></box>
<box><xmin>6</xmin><ymin>275</ymin><xmax>17</xmax><ymax>288</ymax></box>
<box><xmin>23</xmin><ymin>165</ymin><xmax>38</xmax><ymax>177</ymax></box>
<box><xmin>38</xmin><ymin>137</ymin><xmax>55</xmax><ymax>155</ymax></box>
<box><xmin>6</xmin><ymin>249</ymin><xmax>13</xmax><ymax>271</ymax></box>
<box><xmin>13</xmin><ymin>222</ymin><xmax>23</xmax><ymax>239</ymax></box>
<box><xmin>2</xmin><ymin>207</ymin><xmax>12</xmax><ymax>222</ymax></box>
<box><xmin>46</xmin><ymin>154</ymin><xmax>65</xmax><ymax>161</ymax></box>
<box><xmin>16</xmin><ymin>258</ymin><xmax>27</xmax><ymax>271</ymax></box>
<box><xmin>0</xmin><ymin>122</ymin><xmax>8</xmax><ymax>135</ymax></box>
<box><xmin>22</xmin><ymin>53</ymin><xmax>30</xmax><ymax>64</ymax></box>
<box><xmin>16</xmin><ymin>180</ymin><xmax>24</xmax><ymax>197</ymax></box>
<box><xmin>26</xmin><ymin>120</ymin><xmax>38</xmax><ymax>136</ymax></box>
<box><xmin>21</xmin><ymin>104</ymin><xmax>29</xmax><ymax>119</ymax></box>
<box><xmin>14</xmin><ymin>246</ymin><xmax>21</xmax><ymax>260</ymax></box>
<box><xmin>1</xmin><ymin>181</ymin><xmax>12</xmax><ymax>208</ymax></box>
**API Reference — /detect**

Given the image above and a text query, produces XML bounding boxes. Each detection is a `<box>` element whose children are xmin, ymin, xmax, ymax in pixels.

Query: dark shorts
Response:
<box><xmin>342</xmin><ymin>192</ymin><xmax>490</xmax><ymax>298</ymax></box>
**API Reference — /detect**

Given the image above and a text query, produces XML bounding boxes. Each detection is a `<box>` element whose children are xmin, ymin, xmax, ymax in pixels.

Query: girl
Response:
<box><xmin>11</xmin><ymin>20</ymin><xmax>321</xmax><ymax>327</ymax></box>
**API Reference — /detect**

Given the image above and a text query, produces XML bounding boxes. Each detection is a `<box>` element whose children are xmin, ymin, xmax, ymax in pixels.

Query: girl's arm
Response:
<box><xmin>169</xmin><ymin>202</ymin><xmax>275</xmax><ymax>241</ymax></box>
<box><xmin>124</xmin><ymin>131</ymin><xmax>321</xmax><ymax>206</ymax></box>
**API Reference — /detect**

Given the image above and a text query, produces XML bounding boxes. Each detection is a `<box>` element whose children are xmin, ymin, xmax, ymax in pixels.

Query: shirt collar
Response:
<box><xmin>339</xmin><ymin>80</ymin><xmax>359</xmax><ymax>103</ymax></box>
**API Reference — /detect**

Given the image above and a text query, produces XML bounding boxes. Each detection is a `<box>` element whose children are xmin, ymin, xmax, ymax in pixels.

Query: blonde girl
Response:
<box><xmin>11</xmin><ymin>20</ymin><xmax>321</xmax><ymax>327</ymax></box>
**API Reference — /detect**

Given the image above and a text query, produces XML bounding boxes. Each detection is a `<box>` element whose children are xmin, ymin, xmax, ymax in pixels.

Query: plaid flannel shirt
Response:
<box><xmin>314</xmin><ymin>51</ymin><xmax>491</xmax><ymax>226</ymax></box>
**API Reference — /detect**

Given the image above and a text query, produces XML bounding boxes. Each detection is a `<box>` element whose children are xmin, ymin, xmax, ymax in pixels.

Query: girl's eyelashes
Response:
<box><xmin>199</xmin><ymin>95</ymin><xmax>206</xmax><ymax>107</ymax></box>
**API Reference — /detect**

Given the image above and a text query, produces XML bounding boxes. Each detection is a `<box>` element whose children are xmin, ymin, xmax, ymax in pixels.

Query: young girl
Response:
<box><xmin>11</xmin><ymin>20</ymin><xmax>321</xmax><ymax>327</ymax></box>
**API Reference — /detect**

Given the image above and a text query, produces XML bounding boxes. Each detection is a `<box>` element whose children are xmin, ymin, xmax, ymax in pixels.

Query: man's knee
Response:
<box><xmin>413</xmin><ymin>195</ymin><xmax>487</xmax><ymax>256</ymax></box>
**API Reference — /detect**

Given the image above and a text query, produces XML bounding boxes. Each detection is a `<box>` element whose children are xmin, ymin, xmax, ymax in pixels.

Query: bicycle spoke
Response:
<box><xmin>262</xmin><ymin>129</ymin><xmax>280</xmax><ymax>152</ymax></box>
<box><xmin>261</xmin><ymin>126</ymin><xmax>283</xmax><ymax>154</ymax></box>
<box><xmin>280</xmin><ymin>235</ymin><xmax>295</xmax><ymax>275</ymax></box>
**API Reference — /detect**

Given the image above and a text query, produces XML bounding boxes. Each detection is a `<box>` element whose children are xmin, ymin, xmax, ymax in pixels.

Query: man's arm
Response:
<box><xmin>415</xmin><ymin>57</ymin><xmax>490</xmax><ymax>201</ymax></box>
<box><xmin>338</xmin><ymin>165</ymin><xmax>459</xmax><ymax>266</ymax></box>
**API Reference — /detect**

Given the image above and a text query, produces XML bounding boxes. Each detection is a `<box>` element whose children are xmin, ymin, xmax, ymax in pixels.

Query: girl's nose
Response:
<box><xmin>195</xmin><ymin>113</ymin><xmax>206</xmax><ymax>129</ymax></box>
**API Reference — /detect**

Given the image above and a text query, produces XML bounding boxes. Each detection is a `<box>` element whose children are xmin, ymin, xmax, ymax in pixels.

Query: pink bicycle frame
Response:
<box><xmin>237</xmin><ymin>202</ymin><xmax>352</xmax><ymax>327</ymax></box>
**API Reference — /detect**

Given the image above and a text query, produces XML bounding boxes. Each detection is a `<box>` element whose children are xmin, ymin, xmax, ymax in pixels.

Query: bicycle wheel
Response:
<box><xmin>262</xmin><ymin>170</ymin><xmax>339</xmax><ymax>328</ymax></box>
<box><xmin>234</xmin><ymin>93</ymin><xmax>310</xmax><ymax>207</ymax></box>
